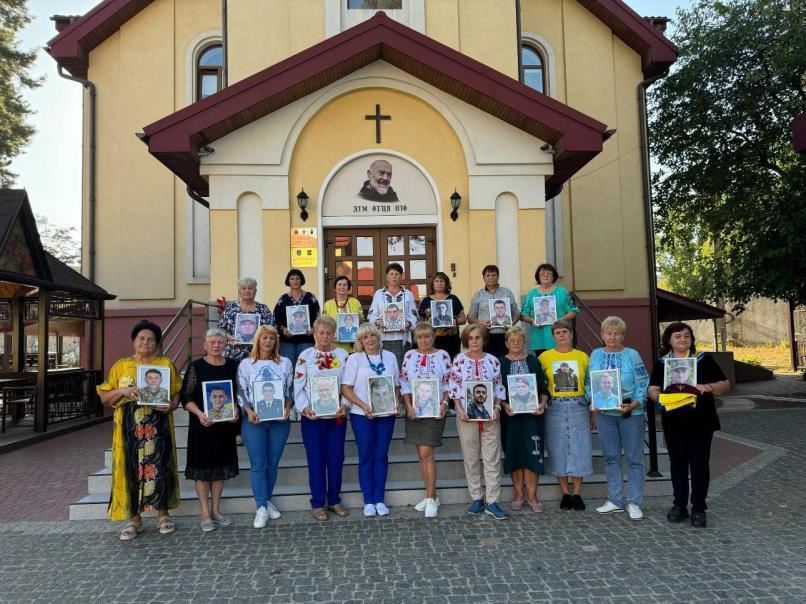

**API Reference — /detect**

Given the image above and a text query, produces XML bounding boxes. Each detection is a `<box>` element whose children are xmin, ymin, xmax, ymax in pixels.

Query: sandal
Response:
<box><xmin>510</xmin><ymin>498</ymin><xmax>524</xmax><ymax>512</ymax></box>
<box><xmin>119</xmin><ymin>519</ymin><xmax>143</xmax><ymax>541</ymax></box>
<box><xmin>157</xmin><ymin>516</ymin><xmax>176</xmax><ymax>535</ymax></box>
<box><xmin>311</xmin><ymin>508</ymin><xmax>328</xmax><ymax>521</ymax></box>
<box><xmin>328</xmin><ymin>504</ymin><xmax>349</xmax><ymax>518</ymax></box>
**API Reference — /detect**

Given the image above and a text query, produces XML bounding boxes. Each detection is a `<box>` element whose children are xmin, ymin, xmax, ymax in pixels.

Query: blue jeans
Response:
<box><xmin>279</xmin><ymin>341</ymin><xmax>313</xmax><ymax>367</ymax></box>
<box><xmin>301</xmin><ymin>416</ymin><xmax>347</xmax><ymax>509</ymax></box>
<box><xmin>241</xmin><ymin>418</ymin><xmax>291</xmax><ymax>509</ymax></box>
<box><xmin>596</xmin><ymin>413</ymin><xmax>646</xmax><ymax>506</ymax></box>
<box><xmin>350</xmin><ymin>414</ymin><xmax>396</xmax><ymax>504</ymax></box>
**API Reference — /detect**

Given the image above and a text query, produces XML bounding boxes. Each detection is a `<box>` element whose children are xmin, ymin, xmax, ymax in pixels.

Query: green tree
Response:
<box><xmin>650</xmin><ymin>0</ymin><xmax>806</xmax><ymax>311</ymax></box>
<box><xmin>36</xmin><ymin>214</ymin><xmax>81</xmax><ymax>271</ymax></box>
<box><xmin>0</xmin><ymin>0</ymin><xmax>40</xmax><ymax>187</ymax></box>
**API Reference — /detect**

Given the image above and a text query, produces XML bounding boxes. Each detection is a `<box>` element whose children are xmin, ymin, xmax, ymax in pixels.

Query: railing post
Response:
<box><xmin>187</xmin><ymin>302</ymin><xmax>194</xmax><ymax>371</ymax></box>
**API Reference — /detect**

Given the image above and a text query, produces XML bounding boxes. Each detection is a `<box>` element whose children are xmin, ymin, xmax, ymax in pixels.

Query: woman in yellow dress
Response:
<box><xmin>322</xmin><ymin>275</ymin><xmax>363</xmax><ymax>352</ymax></box>
<box><xmin>97</xmin><ymin>320</ymin><xmax>182</xmax><ymax>540</ymax></box>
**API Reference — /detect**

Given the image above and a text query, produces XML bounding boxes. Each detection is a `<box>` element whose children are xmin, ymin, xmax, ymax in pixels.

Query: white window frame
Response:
<box><xmin>521</xmin><ymin>32</ymin><xmax>557</xmax><ymax>98</ymax></box>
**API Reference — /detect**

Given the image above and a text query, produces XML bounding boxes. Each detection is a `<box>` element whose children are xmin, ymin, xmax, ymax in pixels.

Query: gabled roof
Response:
<box><xmin>141</xmin><ymin>12</ymin><xmax>608</xmax><ymax>197</ymax></box>
<box><xmin>46</xmin><ymin>0</ymin><xmax>677</xmax><ymax>80</ymax></box>
<box><xmin>657</xmin><ymin>288</ymin><xmax>726</xmax><ymax>322</ymax></box>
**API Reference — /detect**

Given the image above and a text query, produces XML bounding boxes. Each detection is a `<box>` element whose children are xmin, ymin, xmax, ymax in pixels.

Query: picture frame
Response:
<box><xmin>411</xmin><ymin>378</ymin><xmax>441</xmax><ymax>419</ymax></box>
<box><xmin>532</xmin><ymin>295</ymin><xmax>558</xmax><ymax>327</ymax></box>
<box><xmin>430</xmin><ymin>299</ymin><xmax>454</xmax><ymax>328</ymax></box>
<box><xmin>286</xmin><ymin>305</ymin><xmax>311</xmax><ymax>336</ymax></box>
<box><xmin>310</xmin><ymin>375</ymin><xmax>340</xmax><ymax>417</ymax></box>
<box><xmin>488</xmin><ymin>298</ymin><xmax>512</xmax><ymax>328</ymax></box>
<box><xmin>506</xmin><ymin>374</ymin><xmax>539</xmax><ymax>414</ymax></box>
<box><xmin>663</xmin><ymin>357</ymin><xmax>698</xmax><ymax>389</ymax></box>
<box><xmin>591</xmin><ymin>369</ymin><xmax>622</xmax><ymax>410</ymax></box>
<box><xmin>383</xmin><ymin>302</ymin><xmax>405</xmax><ymax>332</ymax></box>
<box><xmin>463</xmin><ymin>380</ymin><xmax>494</xmax><ymax>421</ymax></box>
<box><xmin>551</xmin><ymin>360</ymin><xmax>580</xmax><ymax>393</ymax></box>
<box><xmin>337</xmin><ymin>312</ymin><xmax>360</xmax><ymax>342</ymax></box>
<box><xmin>202</xmin><ymin>380</ymin><xmax>236</xmax><ymax>422</ymax></box>
<box><xmin>253</xmin><ymin>379</ymin><xmax>285</xmax><ymax>422</ymax></box>
<box><xmin>136</xmin><ymin>365</ymin><xmax>171</xmax><ymax>406</ymax></box>
<box><xmin>367</xmin><ymin>375</ymin><xmax>397</xmax><ymax>416</ymax></box>
<box><xmin>234</xmin><ymin>313</ymin><xmax>260</xmax><ymax>345</ymax></box>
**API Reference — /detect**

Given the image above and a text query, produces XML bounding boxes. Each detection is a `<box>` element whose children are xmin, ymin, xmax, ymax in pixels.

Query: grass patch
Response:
<box><xmin>698</xmin><ymin>341</ymin><xmax>795</xmax><ymax>374</ymax></box>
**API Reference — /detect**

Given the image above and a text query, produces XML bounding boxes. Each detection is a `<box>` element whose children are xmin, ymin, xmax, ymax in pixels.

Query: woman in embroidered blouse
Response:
<box><xmin>274</xmin><ymin>269</ymin><xmax>321</xmax><ymax>367</ymax></box>
<box><xmin>217</xmin><ymin>277</ymin><xmax>275</xmax><ymax>363</ymax></box>
<box><xmin>417</xmin><ymin>272</ymin><xmax>466</xmax><ymax>359</ymax></box>
<box><xmin>236</xmin><ymin>324</ymin><xmax>294</xmax><ymax>528</ymax></box>
<box><xmin>400</xmin><ymin>323</ymin><xmax>451</xmax><ymax>517</ymax></box>
<box><xmin>323</xmin><ymin>275</ymin><xmax>364</xmax><ymax>352</ymax></box>
<box><xmin>341</xmin><ymin>324</ymin><xmax>400</xmax><ymax>517</ymax></box>
<box><xmin>588</xmin><ymin>316</ymin><xmax>650</xmax><ymax>521</ymax></box>
<box><xmin>521</xmin><ymin>263</ymin><xmax>579</xmax><ymax>356</ymax></box>
<box><xmin>293</xmin><ymin>315</ymin><xmax>350</xmax><ymax>521</ymax></box>
<box><xmin>449</xmin><ymin>324</ymin><xmax>509</xmax><ymax>520</ymax></box>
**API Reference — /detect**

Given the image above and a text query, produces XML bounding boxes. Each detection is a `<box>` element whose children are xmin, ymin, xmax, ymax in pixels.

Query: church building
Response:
<box><xmin>47</xmin><ymin>0</ymin><xmax>677</xmax><ymax>367</ymax></box>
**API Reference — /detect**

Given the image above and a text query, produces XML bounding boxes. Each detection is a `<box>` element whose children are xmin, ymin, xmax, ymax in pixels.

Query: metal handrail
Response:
<box><xmin>570</xmin><ymin>292</ymin><xmax>604</xmax><ymax>353</ymax></box>
<box><xmin>160</xmin><ymin>299</ymin><xmax>222</xmax><ymax>374</ymax></box>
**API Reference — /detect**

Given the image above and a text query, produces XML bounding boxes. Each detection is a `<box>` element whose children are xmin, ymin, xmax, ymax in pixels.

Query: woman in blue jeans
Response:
<box><xmin>237</xmin><ymin>324</ymin><xmax>293</xmax><ymax>528</ymax></box>
<box><xmin>588</xmin><ymin>316</ymin><xmax>650</xmax><ymax>521</ymax></box>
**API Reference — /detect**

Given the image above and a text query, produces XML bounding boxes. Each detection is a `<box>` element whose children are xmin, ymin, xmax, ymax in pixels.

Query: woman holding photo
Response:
<box><xmin>648</xmin><ymin>322</ymin><xmax>729</xmax><ymax>528</ymax></box>
<box><xmin>368</xmin><ymin>263</ymin><xmax>418</xmax><ymax>367</ymax></box>
<box><xmin>538</xmin><ymin>320</ymin><xmax>592</xmax><ymax>511</ymax></box>
<box><xmin>293</xmin><ymin>316</ymin><xmax>350</xmax><ymax>521</ymax></box>
<box><xmin>521</xmin><ymin>263</ymin><xmax>579</xmax><ymax>357</ymax></box>
<box><xmin>274</xmin><ymin>269</ymin><xmax>321</xmax><ymax>366</ymax></box>
<box><xmin>418</xmin><ymin>272</ymin><xmax>466</xmax><ymax>359</ymax></box>
<box><xmin>500</xmin><ymin>326</ymin><xmax>547</xmax><ymax>513</ymax></box>
<box><xmin>323</xmin><ymin>275</ymin><xmax>364</xmax><ymax>353</ymax></box>
<box><xmin>236</xmin><ymin>324</ymin><xmax>294</xmax><ymax>528</ymax></box>
<box><xmin>341</xmin><ymin>324</ymin><xmax>400</xmax><ymax>517</ymax></box>
<box><xmin>180</xmin><ymin>328</ymin><xmax>240</xmax><ymax>532</ymax></box>
<box><xmin>588</xmin><ymin>316</ymin><xmax>649</xmax><ymax>521</ymax></box>
<box><xmin>217</xmin><ymin>277</ymin><xmax>275</xmax><ymax>363</ymax></box>
<box><xmin>400</xmin><ymin>323</ymin><xmax>452</xmax><ymax>517</ymax></box>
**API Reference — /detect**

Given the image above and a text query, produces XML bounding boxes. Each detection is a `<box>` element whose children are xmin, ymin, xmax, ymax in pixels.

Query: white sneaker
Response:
<box><xmin>253</xmin><ymin>506</ymin><xmax>269</xmax><ymax>528</ymax></box>
<box><xmin>375</xmin><ymin>502</ymin><xmax>390</xmax><ymax>516</ymax></box>
<box><xmin>424</xmin><ymin>498</ymin><xmax>440</xmax><ymax>518</ymax></box>
<box><xmin>596</xmin><ymin>501</ymin><xmax>624</xmax><ymax>514</ymax></box>
<box><xmin>627</xmin><ymin>504</ymin><xmax>644</xmax><ymax>520</ymax></box>
<box><xmin>414</xmin><ymin>498</ymin><xmax>429</xmax><ymax>512</ymax></box>
<box><xmin>363</xmin><ymin>503</ymin><xmax>377</xmax><ymax>517</ymax></box>
<box><xmin>266</xmin><ymin>501</ymin><xmax>282</xmax><ymax>520</ymax></box>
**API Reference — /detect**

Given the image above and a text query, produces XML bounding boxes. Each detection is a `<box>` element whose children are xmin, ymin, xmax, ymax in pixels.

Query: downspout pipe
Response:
<box><xmin>222</xmin><ymin>0</ymin><xmax>228</xmax><ymax>87</ymax></box>
<box><xmin>515</xmin><ymin>0</ymin><xmax>523</xmax><ymax>79</ymax></box>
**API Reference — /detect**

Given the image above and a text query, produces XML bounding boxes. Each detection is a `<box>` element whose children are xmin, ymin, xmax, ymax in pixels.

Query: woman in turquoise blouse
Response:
<box><xmin>521</xmin><ymin>263</ymin><xmax>579</xmax><ymax>355</ymax></box>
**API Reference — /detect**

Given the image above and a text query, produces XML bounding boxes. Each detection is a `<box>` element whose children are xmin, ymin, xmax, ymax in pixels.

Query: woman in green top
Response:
<box><xmin>521</xmin><ymin>263</ymin><xmax>579</xmax><ymax>356</ymax></box>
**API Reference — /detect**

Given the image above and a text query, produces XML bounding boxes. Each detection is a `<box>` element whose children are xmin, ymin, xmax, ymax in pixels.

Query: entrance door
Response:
<box><xmin>324</xmin><ymin>227</ymin><xmax>437</xmax><ymax>311</ymax></box>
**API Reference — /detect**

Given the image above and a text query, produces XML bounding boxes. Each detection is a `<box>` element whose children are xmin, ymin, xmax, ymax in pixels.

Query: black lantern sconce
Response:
<box><xmin>297</xmin><ymin>188</ymin><xmax>310</xmax><ymax>222</ymax></box>
<box><xmin>449</xmin><ymin>189</ymin><xmax>462</xmax><ymax>222</ymax></box>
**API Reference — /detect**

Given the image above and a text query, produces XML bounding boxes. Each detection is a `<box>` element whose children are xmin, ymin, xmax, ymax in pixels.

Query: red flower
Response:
<box><xmin>217</xmin><ymin>296</ymin><xmax>226</xmax><ymax>312</ymax></box>
<box><xmin>142</xmin><ymin>464</ymin><xmax>158</xmax><ymax>481</ymax></box>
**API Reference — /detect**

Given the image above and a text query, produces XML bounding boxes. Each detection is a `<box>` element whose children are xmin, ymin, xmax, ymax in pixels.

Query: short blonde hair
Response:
<box><xmin>600</xmin><ymin>315</ymin><xmax>627</xmax><ymax>334</ymax></box>
<box><xmin>505</xmin><ymin>325</ymin><xmax>527</xmax><ymax>342</ymax></box>
<box><xmin>312</xmin><ymin>315</ymin><xmax>337</xmax><ymax>334</ymax></box>
<box><xmin>249</xmin><ymin>324</ymin><xmax>280</xmax><ymax>363</ymax></box>
<box><xmin>352</xmin><ymin>323</ymin><xmax>383</xmax><ymax>352</ymax></box>
<box><xmin>413</xmin><ymin>322</ymin><xmax>435</xmax><ymax>340</ymax></box>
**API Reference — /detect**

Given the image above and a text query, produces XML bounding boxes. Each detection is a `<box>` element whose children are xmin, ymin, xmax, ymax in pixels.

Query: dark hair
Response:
<box><xmin>429</xmin><ymin>271</ymin><xmax>453</xmax><ymax>294</ymax></box>
<box><xmin>144</xmin><ymin>368</ymin><xmax>162</xmax><ymax>378</ymax></box>
<box><xmin>535</xmin><ymin>263</ymin><xmax>559</xmax><ymax>283</ymax></box>
<box><xmin>131</xmin><ymin>320</ymin><xmax>163</xmax><ymax>344</ymax></box>
<box><xmin>285</xmin><ymin>269</ymin><xmax>306</xmax><ymax>287</ymax></box>
<box><xmin>551</xmin><ymin>319</ymin><xmax>574</xmax><ymax>334</ymax></box>
<box><xmin>334</xmin><ymin>275</ymin><xmax>352</xmax><ymax>289</ymax></box>
<box><xmin>385</xmin><ymin>262</ymin><xmax>404</xmax><ymax>275</ymax></box>
<box><xmin>660</xmin><ymin>322</ymin><xmax>696</xmax><ymax>356</ymax></box>
<box><xmin>481</xmin><ymin>264</ymin><xmax>499</xmax><ymax>276</ymax></box>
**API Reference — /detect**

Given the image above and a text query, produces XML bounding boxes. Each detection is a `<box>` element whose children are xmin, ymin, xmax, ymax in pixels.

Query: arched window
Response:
<box><xmin>197</xmin><ymin>44</ymin><xmax>223</xmax><ymax>101</ymax></box>
<box><xmin>520</xmin><ymin>44</ymin><xmax>545</xmax><ymax>94</ymax></box>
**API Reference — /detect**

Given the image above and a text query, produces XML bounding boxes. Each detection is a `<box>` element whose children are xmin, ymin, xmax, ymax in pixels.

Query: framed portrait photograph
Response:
<box><xmin>337</xmin><ymin>312</ymin><xmax>360</xmax><ymax>342</ymax></box>
<box><xmin>367</xmin><ymin>375</ymin><xmax>397</xmax><ymax>416</ymax></box>
<box><xmin>663</xmin><ymin>357</ymin><xmax>698</xmax><ymax>389</ymax></box>
<box><xmin>383</xmin><ymin>302</ymin><xmax>405</xmax><ymax>332</ymax></box>
<box><xmin>234</xmin><ymin>313</ymin><xmax>260</xmax><ymax>344</ymax></box>
<box><xmin>411</xmin><ymin>378</ymin><xmax>441</xmax><ymax>419</ymax></box>
<box><xmin>203</xmin><ymin>380</ymin><xmax>236</xmax><ymax>422</ymax></box>
<box><xmin>488</xmin><ymin>298</ymin><xmax>512</xmax><ymax>328</ymax></box>
<box><xmin>253</xmin><ymin>379</ymin><xmax>285</xmax><ymax>422</ymax></box>
<box><xmin>552</xmin><ymin>360</ymin><xmax>580</xmax><ymax>393</ymax></box>
<box><xmin>533</xmin><ymin>296</ymin><xmax>558</xmax><ymax>327</ymax></box>
<box><xmin>430</xmin><ymin>299</ymin><xmax>454</xmax><ymax>328</ymax></box>
<box><xmin>137</xmin><ymin>365</ymin><xmax>171</xmax><ymax>406</ymax></box>
<box><xmin>286</xmin><ymin>305</ymin><xmax>311</xmax><ymax>336</ymax></box>
<box><xmin>506</xmin><ymin>374</ymin><xmax>539</xmax><ymax>414</ymax></box>
<box><xmin>463</xmin><ymin>380</ymin><xmax>494</xmax><ymax>421</ymax></box>
<box><xmin>310</xmin><ymin>375</ymin><xmax>340</xmax><ymax>417</ymax></box>
<box><xmin>591</xmin><ymin>369</ymin><xmax>622</xmax><ymax>410</ymax></box>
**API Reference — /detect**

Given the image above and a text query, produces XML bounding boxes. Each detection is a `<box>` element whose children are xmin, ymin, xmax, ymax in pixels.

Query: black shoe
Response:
<box><xmin>666</xmin><ymin>505</ymin><xmax>690</xmax><ymax>523</ymax></box>
<box><xmin>560</xmin><ymin>494</ymin><xmax>573</xmax><ymax>510</ymax></box>
<box><xmin>691</xmin><ymin>511</ymin><xmax>707</xmax><ymax>528</ymax></box>
<box><xmin>571</xmin><ymin>495</ymin><xmax>586</xmax><ymax>511</ymax></box>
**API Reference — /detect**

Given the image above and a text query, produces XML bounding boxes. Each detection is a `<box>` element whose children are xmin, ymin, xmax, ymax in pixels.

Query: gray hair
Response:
<box><xmin>238</xmin><ymin>277</ymin><xmax>258</xmax><ymax>290</ymax></box>
<box><xmin>600</xmin><ymin>315</ymin><xmax>627</xmax><ymax>334</ymax></box>
<box><xmin>205</xmin><ymin>328</ymin><xmax>229</xmax><ymax>340</ymax></box>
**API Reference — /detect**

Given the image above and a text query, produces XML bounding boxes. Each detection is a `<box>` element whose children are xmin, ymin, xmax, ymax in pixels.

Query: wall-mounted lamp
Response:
<box><xmin>449</xmin><ymin>190</ymin><xmax>462</xmax><ymax>222</ymax></box>
<box><xmin>297</xmin><ymin>188</ymin><xmax>309</xmax><ymax>222</ymax></box>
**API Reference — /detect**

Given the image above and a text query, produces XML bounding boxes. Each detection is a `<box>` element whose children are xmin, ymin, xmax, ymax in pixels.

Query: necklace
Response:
<box><xmin>335</xmin><ymin>297</ymin><xmax>348</xmax><ymax>310</ymax></box>
<box><xmin>365</xmin><ymin>352</ymin><xmax>385</xmax><ymax>375</ymax></box>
